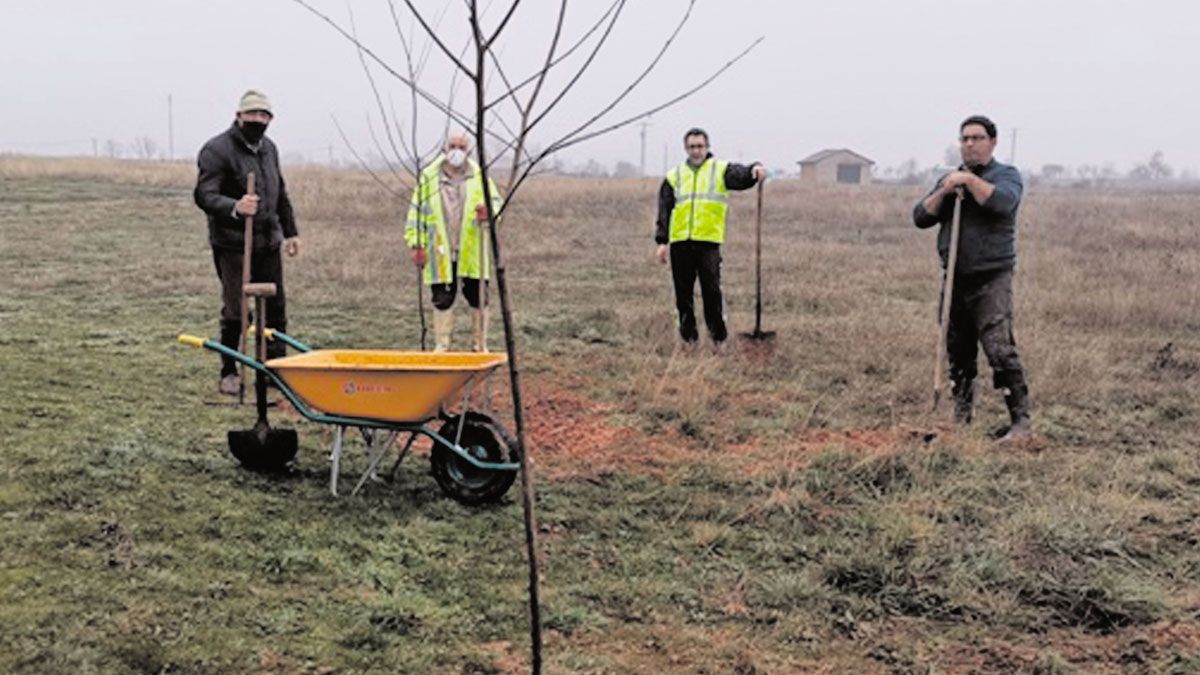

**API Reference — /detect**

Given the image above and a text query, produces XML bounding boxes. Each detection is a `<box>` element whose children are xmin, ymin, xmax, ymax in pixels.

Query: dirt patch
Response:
<box><xmin>520</xmin><ymin>382</ymin><xmax>709</xmax><ymax>481</ymax></box>
<box><xmin>517</xmin><ymin>385</ymin><xmax>941</xmax><ymax>482</ymax></box>
<box><xmin>270</xmin><ymin>374</ymin><xmax>1042</xmax><ymax>486</ymax></box>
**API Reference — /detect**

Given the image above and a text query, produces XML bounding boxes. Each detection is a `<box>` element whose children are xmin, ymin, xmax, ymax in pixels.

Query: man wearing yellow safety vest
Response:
<box><xmin>406</xmin><ymin>131</ymin><xmax>503</xmax><ymax>352</ymax></box>
<box><xmin>656</xmin><ymin>127</ymin><xmax>766</xmax><ymax>348</ymax></box>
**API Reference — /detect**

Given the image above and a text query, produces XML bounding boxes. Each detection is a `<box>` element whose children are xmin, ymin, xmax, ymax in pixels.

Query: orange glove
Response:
<box><xmin>411</xmin><ymin>247</ymin><xmax>427</xmax><ymax>267</ymax></box>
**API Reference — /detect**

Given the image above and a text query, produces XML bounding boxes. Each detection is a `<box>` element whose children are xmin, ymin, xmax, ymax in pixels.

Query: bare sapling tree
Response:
<box><xmin>294</xmin><ymin>1</ymin><xmax>762</xmax><ymax>671</ymax></box>
<box><xmin>321</xmin><ymin>1</ymin><xmax>463</xmax><ymax>350</ymax></box>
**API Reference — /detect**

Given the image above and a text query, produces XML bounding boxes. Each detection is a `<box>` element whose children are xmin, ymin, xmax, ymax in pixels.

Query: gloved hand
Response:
<box><xmin>411</xmin><ymin>247</ymin><xmax>427</xmax><ymax>267</ymax></box>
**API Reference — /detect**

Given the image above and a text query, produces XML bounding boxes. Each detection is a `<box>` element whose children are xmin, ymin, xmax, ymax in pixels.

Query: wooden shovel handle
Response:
<box><xmin>238</xmin><ymin>173</ymin><xmax>256</xmax><ymax>404</ymax></box>
<box><xmin>933</xmin><ymin>189</ymin><xmax>964</xmax><ymax>408</ymax></box>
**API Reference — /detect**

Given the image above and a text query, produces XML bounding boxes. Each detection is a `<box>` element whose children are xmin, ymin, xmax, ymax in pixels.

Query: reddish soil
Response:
<box><xmin>520</xmin><ymin>382</ymin><xmax>708</xmax><ymax>481</ymax></box>
<box><xmin>516</xmin><ymin>381</ymin><xmax>927</xmax><ymax>482</ymax></box>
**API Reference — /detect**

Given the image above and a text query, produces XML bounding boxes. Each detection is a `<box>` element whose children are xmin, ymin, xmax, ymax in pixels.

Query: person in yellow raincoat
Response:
<box><xmin>405</xmin><ymin>131</ymin><xmax>503</xmax><ymax>352</ymax></box>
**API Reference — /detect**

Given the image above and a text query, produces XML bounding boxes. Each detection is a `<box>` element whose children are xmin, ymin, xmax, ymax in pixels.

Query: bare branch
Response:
<box><xmin>384</xmin><ymin>0</ymin><xmax>428</xmax><ymax>176</ymax></box>
<box><xmin>348</xmin><ymin>3</ymin><xmax>410</xmax><ymax>182</ymax></box>
<box><xmin>364</xmin><ymin>113</ymin><xmax>411</xmax><ymax>181</ymax></box>
<box><xmin>483</xmin><ymin>0</ymin><xmax>622</xmax><ymax>111</ymax></box>
<box><xmin>482</xmin><ymin>49</ymin><xmax>541</xmax><ymax>172</ymax></box>
<box><xmin>499</xmin><ymin>36</ymin><xmax>765</xmax><ymax>217</ymax></box>
<box><xmin>386</xmin><ymin>96</ymin><xmax>420</xmax><ymax>171</ymax></box>
<box><xmin>401</xmin><ymin>0</ymin><xmax>475</xmax><ymax>76</ymax></box>
<box><xmin>500</xmin><ymin>0</ymin><xmax>568</xmax><ymax>192</ymax></box>
<box><xmin>483</xmin><ymin>0</ymin><xmax>521</xmax><ymax>50</ymax></box>
<box><xmin>332</xmin><ymin>115</ymin><xmax>409</xmax><ymax>197</ymax></box>
<box><xmin>480</xmin><ymin>0</ymin><xmax>621</xmax><ymax>169</ymax></box>
<box><xmin>527</xmin><ymin>0</ymin><xmax>690</xmax><ymax>139</ymax></box>
<box><xmin>554</xmin><ymin>37</ymin><xmax>763</xmax><ymax>154</ymax></box>
<box><xmin>291</xmin><ymin>0</ymin><xmax>475</xmax><ymax>129</ymax></box>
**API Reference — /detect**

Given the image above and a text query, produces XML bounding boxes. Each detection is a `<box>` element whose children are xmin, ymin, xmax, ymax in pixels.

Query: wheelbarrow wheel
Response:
<box><xmin>431</xmin><ymin>412</ymin><xmax>518</xmax><ymax>505</ymax></box>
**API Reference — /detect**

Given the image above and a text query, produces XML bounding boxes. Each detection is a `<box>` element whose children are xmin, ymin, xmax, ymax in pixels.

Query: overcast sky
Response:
<box><xmin>3</xmin><ymin>0</ymin><xmax>1197</xmax><ymax>175</ymax></box>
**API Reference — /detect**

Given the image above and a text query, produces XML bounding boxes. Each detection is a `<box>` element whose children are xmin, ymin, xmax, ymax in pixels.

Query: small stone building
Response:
<box><xmin>797</xmin><ymin>149</ymin><xmax>875</xmax><ymax>185</ymax></box>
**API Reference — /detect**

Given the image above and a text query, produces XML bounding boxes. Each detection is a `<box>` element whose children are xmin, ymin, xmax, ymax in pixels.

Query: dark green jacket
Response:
<box><xmin>913</xmin><ymin>159</ymin><xmax>1023</xmax><ymax>274</ymax></box>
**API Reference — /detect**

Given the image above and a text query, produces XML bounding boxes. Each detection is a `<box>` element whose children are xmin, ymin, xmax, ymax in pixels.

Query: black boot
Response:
<box><xmin>951</xmin><ymin>377</ymin><xmax>975</xmax><ymax>425</ymax></box>
<box><xmin>999</xmin><ymin>379</ymin><xmax>1032</xmax><ymax>443</ymax></box>
<box><xmin>218</xmin><ymin>319</ymin><xmax>242</xmax><ymax>377</ymax></box>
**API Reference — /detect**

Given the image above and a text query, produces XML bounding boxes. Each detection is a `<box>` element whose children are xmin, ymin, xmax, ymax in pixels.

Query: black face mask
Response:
<box><xmin>240</xmin><ymin>120</ymin><xmax>268</xmax><ymax>144</ymax></box>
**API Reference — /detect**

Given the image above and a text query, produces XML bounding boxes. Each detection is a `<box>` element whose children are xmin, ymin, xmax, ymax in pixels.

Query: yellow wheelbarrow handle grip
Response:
<box><xmin>246</xmin><ymin>326</ymin><xmax>275</xmax><ymax>340</ymax></box>
<box><xmin>177</xmin><ymin>334</ymin><xmax>206</xmax><ymax>349</ymax></box>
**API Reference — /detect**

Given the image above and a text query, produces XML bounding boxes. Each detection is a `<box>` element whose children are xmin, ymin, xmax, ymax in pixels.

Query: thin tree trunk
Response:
<box><xmin>470</xmin><ymin>5</ymin><xmax>542</xmax><ymax>671</ymax></box>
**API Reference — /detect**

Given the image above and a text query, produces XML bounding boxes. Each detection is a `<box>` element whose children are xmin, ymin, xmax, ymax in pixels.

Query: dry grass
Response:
<box><xmin>2</xmin><ymin>155</ymin><xmax>1200</xmax><ymax>673</ymax></box>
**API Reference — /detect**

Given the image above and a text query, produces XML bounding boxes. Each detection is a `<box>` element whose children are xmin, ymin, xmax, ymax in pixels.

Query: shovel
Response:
<box><xmin>932</xmin><ymin>188</ymin><xmax>965</xmax><ymax>410</ymax></box>
<box><xmin>739</xmin><ymin>180</ymin><xmax>775</xmax><ymax>341</ymax></box>
<box><xmin>228</xmin><ymin>282</ymin><xmax>298</xmax><ymax>471</ymax></box>
<box><xmin>237</xmin><ymin>173</ymin><xmax>255</xmax><ymax>405</ymax></box>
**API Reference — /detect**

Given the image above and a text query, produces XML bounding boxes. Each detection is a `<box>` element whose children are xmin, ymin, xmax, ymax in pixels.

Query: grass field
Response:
<box><xmin>2</xmin><ymin>156</ymin><xmax>1199</xmax><ymax>673</ymax></box>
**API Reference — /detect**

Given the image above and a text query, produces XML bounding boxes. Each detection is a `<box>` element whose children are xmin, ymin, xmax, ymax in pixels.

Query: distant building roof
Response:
<box><xmin>797</xmin><ymin>148</ymin><xmax>875</xmax><ymax>165</ymax></box>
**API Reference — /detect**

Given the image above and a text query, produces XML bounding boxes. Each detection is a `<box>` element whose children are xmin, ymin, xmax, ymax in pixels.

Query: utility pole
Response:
<box><xmin>167</xmin><ymin>94</ymin><xmax>175</xmax><ymax>161</ymax></box>
<box><xmin>1009</xmin><ymin>127</ymin><xmax>1018</xmax><ymax>166</ymax></box>
<box><xmin>638</xmin><ymin>119</ymin><xmax>650</xmax><ymax>176</ymax></box>
<box><xmin>92</xmin><ymin>138</ymin><xmax>98</xmax><ymax>157</ymax></box>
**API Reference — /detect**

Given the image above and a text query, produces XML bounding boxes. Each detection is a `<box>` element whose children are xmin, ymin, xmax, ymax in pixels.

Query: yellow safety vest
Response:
<box><xmin>404</xmin><ymin>157</ymin><xmax>503</xmax><ymax>285</ymax></box>
<box><xmin>666</xmin><ymin>157</ymin><xmax>729</xmax><ymax>244</ymax></box>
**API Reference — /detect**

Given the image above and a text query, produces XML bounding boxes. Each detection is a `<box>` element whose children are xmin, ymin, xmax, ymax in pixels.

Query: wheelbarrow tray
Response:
<box><xmin>266</xmin><ymin>350</ymin><xmax>506</xmax><ymax>423</ymax></box>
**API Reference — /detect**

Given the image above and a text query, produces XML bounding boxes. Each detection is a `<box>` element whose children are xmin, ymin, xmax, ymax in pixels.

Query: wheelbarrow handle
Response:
<box><xmin>177</xmin><ymin>334</ymin><xmax>207</xmax><ymax>349</ymax></box>
<box><xmin>245</xmin><ymin>327</ymin><xmax>313</xmax><ymax>353</ymax></box>
<box><xmin>177</xmin><ymin>334</ymin><xmax>268</xmax><ymax>372</ymax></box>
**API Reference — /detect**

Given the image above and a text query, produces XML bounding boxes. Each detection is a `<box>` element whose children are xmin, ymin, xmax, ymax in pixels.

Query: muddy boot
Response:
<box><xmin>433</xmin><ymin>308</ymin><xmax>454</xmax><ymax>353</ymax></box>
<box><xmin>998</xmin><ymin>380</ymin><xmax>1032</xmax><ymax>443</ymax></box>
<box><xmin>951</xmin><ymin>377</ymin><xmax>975</xmax><ymax>425</ymax></box>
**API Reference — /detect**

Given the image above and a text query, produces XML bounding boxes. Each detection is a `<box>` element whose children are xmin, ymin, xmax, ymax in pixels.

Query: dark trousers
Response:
<box><xmin>429</xmin><ymin>260</ymin><xmax>482</xmax><ymax>310</ymax></box>
<box><xmin>942</xmin><ymin>268</ymin><xmax>1027</xmax><ymax>396</ymax></box>
<box><xmin>213</xmin><ymin>247</ymin><xmax>287</xmax><ymax>376</ymax></box>
<box><xmin>670</xmin><ymin>240</ymin><xmax>727</xmax><ymax>343</ymax></box>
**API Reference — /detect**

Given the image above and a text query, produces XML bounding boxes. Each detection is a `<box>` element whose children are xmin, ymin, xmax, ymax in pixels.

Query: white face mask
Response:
<box><xmin>446</xmin><ymin>148</ymin><xmax>467</xmax><ymax>167</ymax></box>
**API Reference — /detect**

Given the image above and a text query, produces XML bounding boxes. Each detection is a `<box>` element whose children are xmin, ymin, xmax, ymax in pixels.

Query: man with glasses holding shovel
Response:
<box><xmin>655</xmin><ymin>127</ymin><xmax>766</xmax><ymax>351</ymax></box>
<box><xmin>194</xmin><ymin>90</ymin><xmax>300</xmax><ymax>396</ymax></box>
<box><xmin>914</xmin><ymin>115</ymin><xmax>1030</xmax><ymax>443</ymax></box>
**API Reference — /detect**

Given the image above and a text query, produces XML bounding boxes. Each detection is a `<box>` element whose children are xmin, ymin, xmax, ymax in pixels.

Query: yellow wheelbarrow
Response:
<box><xmin>177</xmin><ymin>329</ymin><xmax>519</xmax><ymax>505</ymax></box>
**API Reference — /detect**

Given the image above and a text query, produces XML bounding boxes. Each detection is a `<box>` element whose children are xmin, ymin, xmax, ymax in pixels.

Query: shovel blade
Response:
<box><xmin>738</xmin><ymin>330</ymin><xmax>777</xmax><ymax>341</ymax></box>
<box><xmin>228</xmin><ymin>428</ymin><xmax>298</xmax><ymax>472</ymax></box>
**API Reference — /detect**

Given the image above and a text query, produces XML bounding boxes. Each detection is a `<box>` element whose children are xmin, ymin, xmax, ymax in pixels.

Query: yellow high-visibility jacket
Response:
<box><xmin>405</xmin><ymin>157</ymin><xmax>503</xmax><ymax>285</ymax></box>
<box><xmin>666</xmin><ymin>157</ymin><xmax>729</xmax><ymax>243</ymax></box>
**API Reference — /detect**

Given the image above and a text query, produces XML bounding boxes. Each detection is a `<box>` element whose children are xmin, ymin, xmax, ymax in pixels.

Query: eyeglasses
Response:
<box><xmin>959</xmin><ymin>134</ymin><xmax>990</xmax><ymax>143</ymax></box>
<box><xmin>686</xmin><ymin>144</ymin><xmax>708</xmax><ymax>150</ymax></box>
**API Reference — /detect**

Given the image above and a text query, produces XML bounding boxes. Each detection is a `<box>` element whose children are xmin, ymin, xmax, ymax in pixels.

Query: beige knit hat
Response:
<box><xmin>237</xmin><ymin>89</ymin><xmax>273</xmax><ymax>116</ymax></box>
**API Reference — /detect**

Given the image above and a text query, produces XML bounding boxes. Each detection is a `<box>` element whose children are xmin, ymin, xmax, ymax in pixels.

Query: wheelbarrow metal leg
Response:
<box><xmin>330</xmin><ymin>425</ymin><xmax>345</xmax><ymax>497</ymax></box>
<box><xmin>454</xmin><ymin>374</ymin><xmax>477</xmax><ymax>451</ymax></box>
<box><xmin>387</xmin><ymin>432</ymin><xmax>419</xmax><ymax>482</ymax></box>
<box><xmin>352</xmin><ymin>430</ymin><xmax>400</xmax><ymax>497</ymax></box>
